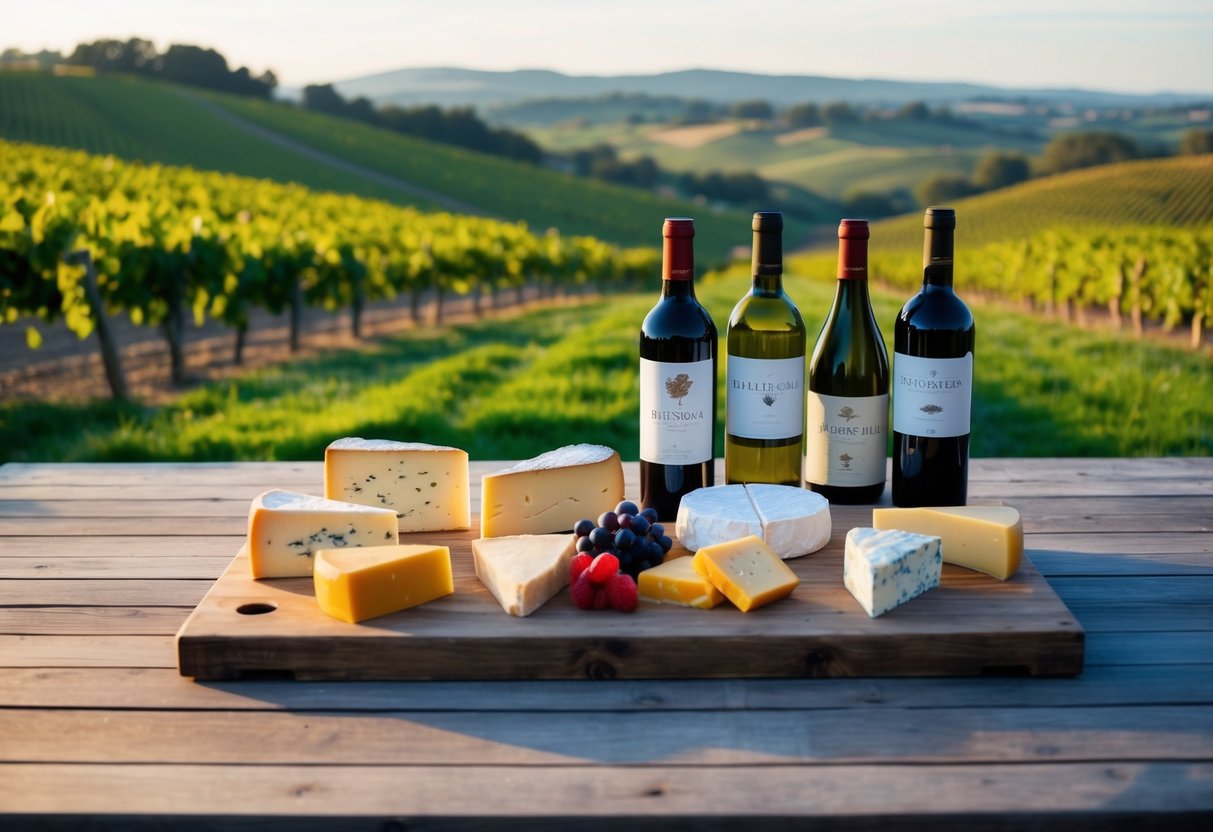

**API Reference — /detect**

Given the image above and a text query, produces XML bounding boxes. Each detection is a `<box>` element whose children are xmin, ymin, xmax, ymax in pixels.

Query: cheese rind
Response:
<box><xmin>637</xmin><ymin>556</ymin><xmax>725</xmax><ymax>609</ymax></box>
<box><xmin>872</xmin><ymin>505</ymin><xmax>1023</xmax><ymax>580</ymax></box>
<box><xmin>324</xmin><ymin>437</ymin><xmax>470</xmax><ymax>532</ymax></box>
<box><xmin>312</xmin><ymin>544</ymin><xmax>454</xmax><ymax>623</ymax></box>
<box><xmin>744</xmin><ymin>484</ymin><xmax>832</xmax><ymax>559</ymax></box>
<box><xmin>247</xmin><ymin>490</ymin><xmax>399</xmax><ymax>579</ymax></box>
<box><xmin>471</xmin><ymin>534</ymin><xmax>576</xmax><ymax>617</ymax></box>
<box><xmin>843</xmin><ymin>527</ymin><xmax>941</xmax><ymax>618</ymax></box>
<box><xmin>675</xmin><ymin>484</ymin><xmax>831</xmax><ymax>559</ymax></box>
<box><xmin>480</xmin><ymin>445</ymin><xmax>624</xmax><ymax>537</ymax></box>
<box><xmin>691</xmin><ymin>535</ymin><xmax>800</xmax><ymax>613</ymax></box>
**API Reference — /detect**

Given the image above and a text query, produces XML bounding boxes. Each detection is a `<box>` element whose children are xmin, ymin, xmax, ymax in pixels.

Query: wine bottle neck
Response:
<box><xmin>661</xmin><ymin>278</ymin><xmax>696</xmax><ymax>299</ymax></box>
<box><xmin>662</xmin><ymin>235</ymin><xmax>694</xmax><ymax>283</ymax></box>
<box><xmin>922</xmin><ymin>227</ymin><xmax>955</xmax><ymax>287</ymax></box>
<box><xmin>837</xmin><ymin>235</ymin><xmax>868</xmax><ymax>282</ymax></box>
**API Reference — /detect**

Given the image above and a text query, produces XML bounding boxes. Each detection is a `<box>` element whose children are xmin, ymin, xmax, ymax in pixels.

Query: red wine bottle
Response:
<box><xmin>892</xmin><ymin>207</ymin><xmax>975</xmax><ymax>506</ymax></box>
<box><xmin>639</xmin><ymin>218</ymin><xmax>718</xmax><ymax>521</ymax></box>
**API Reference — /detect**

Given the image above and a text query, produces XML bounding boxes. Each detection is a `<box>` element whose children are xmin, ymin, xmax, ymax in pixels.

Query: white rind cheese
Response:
<box><xmin>324</xmin><ymin>437</ymin><xmax>470</xmax><ymax>532</ymax></box>
<box><xmin>480</xmin><ymin>444</ymin><xmax>624</xmax><ymax>537</ymax></box>
<box><xmin>247</xmin><ymin>490</ymin><xmax>399</xmax><ymax>579</ymax></box>
<box><xmin>843</xmin><ymin>527</ymin><xmax>942</xmax><ymax>618</ymax></box>
<box><xmin>675</xmin><ymin>484</ymin><xmax>832</xmax><ymax>559</ymax></box>
<box><xmin>471</xmin><ymin>534</ymin><xmax>576</xmax><ymax>617</ymax></box>
<box><xmin>675</xmin><ymin>485</ymin><xmax>761</xmax><ymax>553</ymax></box>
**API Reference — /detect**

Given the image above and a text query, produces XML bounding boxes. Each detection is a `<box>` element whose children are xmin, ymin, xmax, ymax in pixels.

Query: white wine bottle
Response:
<box><xmin>724</xmin><ymin>212</ymin><xmax>807</xmax><ymax>486</ymax></box>
<box><xmin>806</xmin><ymin>219</ymin><xmax>889</xmax><ymax>503</ymax></box>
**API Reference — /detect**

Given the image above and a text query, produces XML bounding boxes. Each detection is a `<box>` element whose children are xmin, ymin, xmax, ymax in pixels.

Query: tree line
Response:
<box><xmin>62</xmin><ymin>38</ymin><xmax>277</xmax><ymax>98</ymax></box>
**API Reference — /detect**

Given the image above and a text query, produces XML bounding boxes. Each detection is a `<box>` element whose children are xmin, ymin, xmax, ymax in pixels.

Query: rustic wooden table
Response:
<box><xmin>1</xmin><ymin>458</ymin><xmax>1211</xmax><ymax>829</ymax></box>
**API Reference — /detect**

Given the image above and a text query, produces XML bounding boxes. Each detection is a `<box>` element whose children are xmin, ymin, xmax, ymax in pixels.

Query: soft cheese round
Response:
<box><xmin>675</xmin><ymin>485</ymin><xmax>760</xmax><ymax>553</ymax></box>
<box><xmin>674</xmin><ymin>484</ymin><xmax>831</xmax><ymax>560</ymax></box>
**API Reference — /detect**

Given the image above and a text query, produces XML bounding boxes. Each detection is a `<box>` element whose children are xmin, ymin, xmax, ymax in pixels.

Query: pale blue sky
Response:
<box><xmin>6</xmin><ymin>0</ymin><xmax>1212</xmax><ymax>94</ymax></box>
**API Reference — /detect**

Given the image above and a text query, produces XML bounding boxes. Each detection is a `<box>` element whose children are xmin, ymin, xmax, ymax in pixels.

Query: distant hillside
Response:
<box><xmin>0</xmin><ymin>71</ymin><xmax>746</xmax><ymax>257</ymax></box>
<box><xmin>334</xmin><ymin>67</ymin><xmax>1211</xmax><ymax>111</ymax></box>
<box><xmin>869</xmin><ymin>154</ymin><xmax>1213</xmax><ymax>251</ymax></box>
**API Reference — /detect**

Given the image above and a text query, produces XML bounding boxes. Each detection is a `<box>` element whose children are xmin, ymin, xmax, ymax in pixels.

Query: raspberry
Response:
<box><xmin>569</xmin><ymin>553</ymin><xmax>593</xmax><ymax>583</ymax></box>
<box><xmin>570</xmin><ymin>571</ymin><xmax>595</xmax><ymax>610</ymax></box>
<box><xmin>586</xmin><ymin>552</ymin><xmax>620</xmax><ymax>586</ymax></box>
<box><xmin>605</xmin><ymin>573</ymin><xmax>638</xmax><ymax>613</ymax></box>
<box><xmin>592</xmin><ymin>586</ymin><xmax>610</xmax><ymax>610</ymax></box>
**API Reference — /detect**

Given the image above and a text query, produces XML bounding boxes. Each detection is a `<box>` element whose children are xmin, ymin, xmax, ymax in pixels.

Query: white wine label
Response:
<box><xmin>892</xmin><ymin>352</ymin><xmax>973</xmax><ymax>438</ymax></box>
<box><xmin>726</xmin><ymin>355</ymin><xmax>805</xmax><ymax>440</ymax></box>
<box><xmin>640</xmin><ymin>357</ymin><xmax>714</xmax><ymax>465</ymax></box>
<box><xmin>806</xmin><ymin>392</ymin><xmax>888</xmax><ymax>486</ymax></box>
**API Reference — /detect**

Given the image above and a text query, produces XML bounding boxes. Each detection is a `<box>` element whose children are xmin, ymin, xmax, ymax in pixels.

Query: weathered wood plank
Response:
<box><xmin>2</xmin><ymin>762</ymin><xmax>1211</xmax><ymax>823</ymax></box>
<box><xmin>0</xmin><ymin>516</ymin><xmax>247</xmax><ymax>536</ymax></box>
<box><xmin>0</xmin><ymin>579</ymin><xmax>211</xmax><ymax>606</ymax></box>
<box><xmin>0</xmin><ymin>607</ymin><xmax>188</xmax><ymax>635</ymax></box>
<box><xmin>0</xmin><ymin>557</ymin><xmax>234</xmax><ymax>579</ymax></box>
<box><xmin>0</xmin><ymin>635</ymin><xmax>175</xmax><ymax>667</ymax></box>
<box><xmin>0</xmin><ymin>536</ymin><xmax>242</xmax><ymax>558</ymax></box>
<box><xmin>1049</xmin><ymin>576</ymin><xmax>1213</xmax><ymax>630</ymax></box>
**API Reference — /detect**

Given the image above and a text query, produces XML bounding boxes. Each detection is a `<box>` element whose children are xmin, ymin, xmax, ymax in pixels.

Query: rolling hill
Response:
<box><xmin>0</xmin><ymin>71</ymin><xmax>747</xmax><ymax>258</ymax></box>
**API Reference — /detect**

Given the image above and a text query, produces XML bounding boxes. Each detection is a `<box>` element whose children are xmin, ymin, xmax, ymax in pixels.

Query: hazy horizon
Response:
<box><xmin>7</xmin><ymin>0</ymin><xmax>1213</xmax><ymax>97</ymax></box>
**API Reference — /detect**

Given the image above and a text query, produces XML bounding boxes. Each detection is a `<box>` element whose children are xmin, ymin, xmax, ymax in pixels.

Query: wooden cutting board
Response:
<box><xmin>176</xmin><ymin>504</ymin><xmax>1084</xmax><ymax>681</ymax></box>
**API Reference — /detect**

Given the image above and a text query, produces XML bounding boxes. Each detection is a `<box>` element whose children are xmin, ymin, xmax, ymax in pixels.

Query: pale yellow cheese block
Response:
<box><xmin>872</xmin><ymin>505</ymin><xmax>1024</xmax><ymax>580</ymax></box>
<box><xmin>637</xmin><ymin>556</ymin><xmax>725</xmax><ymax>609</ymax></box>
<box><xmin>471</xmin><ymin>534</ymin><xmax>576</xmax><ymax>617</ymax></box>
<box><xmin>324</xmin><ymin>438</ymin><xmax>470</xmax><ymax>532</ymax></box>
<box><xmin>480</xmin><ymin>444</ymin><xmax>624</xmax><ymax>537</ymax></box>
<box><xmin>691</xmin><ymin>535</ymin><xmax>800</xmax><ymax>613</ymax></box>
<box><xmin>247</xmin><ymin>490</ymin><xmax>399</xmax><ymax>579</ymax></box>
<box><xmin>313</xmin><ymin>544</ymin><xmax>454</xmax><ymax>623</ymax></box>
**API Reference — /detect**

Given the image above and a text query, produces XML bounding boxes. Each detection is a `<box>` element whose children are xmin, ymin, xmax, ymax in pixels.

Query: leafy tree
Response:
<box><xmin>916</xmin><ymin>174</ymin><xmax>978</xmax><ymax>207</ymax></box>
<box><xmin>897</xmin><ymin>101</ymin><xmax>931</xmax><ymax>121</ymax></box>
<box><xmin>972</xmin><ymin>151</ymin><xmax>1031</xmax><ymax>191</ymax></box>
<box><xmin>1040</xmin><ymin>132</ymin><xmax>1140</xmax><ymax>174</ymax></box>
<box><xmin>1179</xmin><ymin>128</ymin><xmax>1213</xmax><ymax>155</ymax></box>
<box><xmin>731</xmin><ymin>99</ymin><xmax>774</xmax><ymax>120</ymax></box>
<box><xmin>822</xmin><ymin>101</ymin><xmax>858</xmax><ymax>125</ymax></box>
<box><xmin>842</xmin><ymin>190</ymin><xmax>899</xmax><ymax>219</ymax></box>
<box><xmin>784</xmin><ymin>102</ymin><xmax>822</xmax><ymax>128</ymax></box>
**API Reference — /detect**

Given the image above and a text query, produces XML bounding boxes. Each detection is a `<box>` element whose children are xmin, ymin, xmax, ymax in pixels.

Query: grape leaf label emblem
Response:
<box><xmin>665</xmin><ymin>373</ymin><xmax>693</xmax><ymax>406</ymax></box>
<box><xmin>921</xmin><ymin>404</ymin><xmax>944</xmax><ymax>415</ymax></box>
<box><xmin>838</xmin><ymin>406</ymin><xmax>859</xmax><ymax>421</ymax></box>
<box><xmin>762</xmin><ymin>394</ymin><xmax>776</xmax><ymax>407</ymax></box>
<box><xmin>839</xmin><ymin>452</ymin><xmax>853</xmax><ymax>470</ymax></box>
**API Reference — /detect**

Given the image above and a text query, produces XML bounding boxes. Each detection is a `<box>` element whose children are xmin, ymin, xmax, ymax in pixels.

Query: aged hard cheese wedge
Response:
<box><xmin>247</xmin><ymin>490</ymin><xmax>399</xmax><ymax>579</ymax></box>
<box><xmin>843</xmin><ymin>527</ymin><xmax>942</xmax><ymax>618</ymax></box>
<box><xmin>637</xmin><ymin>556</ymin><xmax>725</xmax><ymax>609</ymax></box>
<box><xmin>480</xmin><ymin>444</ymin><xmax>624</xmax><ymax>537</ymax></box>
<box><xmin>872</xmin><ymin>505</ymin><xmax>1023</xmax><ymax>580</ymax></box>
<box><xmin>313</xmin><ymin>544</ymin><xmax>454</xmax><ymax>623</ymax></box>
<box><xmin>471</xmin><ymin>534</ymin><xmax>576</xmax><ymax>617</ymax></box>
<box><xmin>324</xmin><ymin>438</ymin><xmax>470</xmax><ymax>532</ymax></box>
<box><xmin>692</xmin><ymin>535</ymin><xmax>800</xmax><ymax>613</ymax></box>
<box><xmin>676</xmin><ymin>484</ymin><xmax>831</xmax><ymax>559</ymax></box>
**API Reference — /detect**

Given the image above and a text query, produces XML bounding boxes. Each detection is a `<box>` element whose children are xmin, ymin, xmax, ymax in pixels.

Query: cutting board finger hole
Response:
<box><xmin>236</xmin><ymin>602</ymin><xmax>278</xmax><ymax>616</ymax></box>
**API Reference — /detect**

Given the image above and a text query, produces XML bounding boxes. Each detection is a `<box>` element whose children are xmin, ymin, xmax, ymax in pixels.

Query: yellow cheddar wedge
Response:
<box><xmin>480</xmin><ymin>444</ymin><xmax>624</xmax><ymax>537</ymax></box>
<box><xmin>872</xmin><ymin>505</ymin><xmax>1023</xmax><ymax>580</ymax></box>
<box><xmin>691</xmin><ymin>535</ymin><xmax>800</xmax><ymax>613</ymax></box>
<box><xmin>313</xmin><ymin>544</ymin><xmax>453</xmax><ymax>624</ymax></box>
<box><xmin>637</xmin><ymin>556</ymin><xmax>725</xmax><ymax>610</ymax></box>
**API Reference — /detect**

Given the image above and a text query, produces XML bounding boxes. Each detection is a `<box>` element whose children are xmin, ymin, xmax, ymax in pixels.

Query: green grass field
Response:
<box><xmin>4</xmin><ymin>269</ymin><xmax>1208</xmax><ymax>463</ymax></box>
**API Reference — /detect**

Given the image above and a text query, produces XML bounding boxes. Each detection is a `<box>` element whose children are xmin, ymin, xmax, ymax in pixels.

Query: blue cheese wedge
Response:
<box><xmin>843</xmin><ymin>527</ymin><xmax>942</xmax><ymax>618</ymax></box>
<box><xmin>324</xmin><ymin>437</ymin><xmax>470</xmax><ymax>532</ymax></box>
<box><xmin>675</xmin><ymin>484</ymin><xmax>831</xmax><ymax>559</ymax></box>
<box><xmin>248</xmin><ymin>490</ymin><xmax>399</xmax><ymax>579</ymax></box>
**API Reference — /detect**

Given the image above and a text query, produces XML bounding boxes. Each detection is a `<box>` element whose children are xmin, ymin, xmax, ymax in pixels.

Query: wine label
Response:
<box><xmin>640</xmin><ymin>357</ymin><xmax>714</xmax><ymax>465</ymax></box>
<box><xmin>892</xmin><ymin>352</ymin><xmax>973</xmax><ymax>438</ymax></box>
<box><xmin>725</xmin><ymin>355</ymin><xmax>805</xmax><ymax>440</ymax></box>
<box><xmin>805</xmin><ymin>392</ymin><xmax>888</xmax><ymax>486</ymax></box>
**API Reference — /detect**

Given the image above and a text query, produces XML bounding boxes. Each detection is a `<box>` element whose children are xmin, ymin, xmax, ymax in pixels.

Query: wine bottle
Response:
<box><xmin>892</xmin><ymin>207</ymin><xmax>975</xmax><ymax>506</ymax></box>
<box><xmin>724</xmin><ymin>212</ymin><xmax>806</xmax><ymax>486</ymax></box>
<box><xmin>639</xmin><ymin>217</ymin><xmax>718</xmax><ymax>520</ymax></box>
<box><xmin>806</xmin><ymin>218</ymin><xmax>889</xmax><ymax>503</ymax></box>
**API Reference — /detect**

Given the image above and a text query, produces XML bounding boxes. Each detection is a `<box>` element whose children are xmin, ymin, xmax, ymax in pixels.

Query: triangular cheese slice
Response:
<box><xmin>471</xmin><ymin>534</ymin><xmax>575</xmax><ymax>617</ymax></box>
<box><xmin>871</xmin><ymin>505</ymin><xmax>1023</xmax><ymax>580</ymax></box>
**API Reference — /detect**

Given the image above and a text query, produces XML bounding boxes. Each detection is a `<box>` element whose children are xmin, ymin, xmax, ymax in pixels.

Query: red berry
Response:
<box><xmin>570</xmin><ymin>571</ymin><xmax>595</xmax><ymax>610</ymax></box>
<box><xmin>587</xmin><ymin>552</ymin><xmax>620</xmax><ymax>586</ymax></box>
<box><xmin>592</xmin><ymin>586</ymin><xmax>610</xmax><ymax>610</ymax></box>
<box><xmin>569</xmin><ymin>553</ymin><xmax>593</xmax><ymax>583</ymax></box>
<box><xmin>605</xmin><ymin>573</ymin><xmax>638</xmax><ymax>613</ymax></box>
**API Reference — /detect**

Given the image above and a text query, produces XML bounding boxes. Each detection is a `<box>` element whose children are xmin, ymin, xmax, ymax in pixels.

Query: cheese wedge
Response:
<box><xmin>692</xmin><ymin>535</ymin><xmax>800</xmax><ymax>613</ymax></box>
<box><xmin>324</xmin><ymin>438</ymin><xmax>470</xmax><ymax>532</ymax></box>
<box><xmin>471</xmin><ymin>534</ymin><xmax>576</xmax><ymax>617</ymax></box>
<box><xmin>844</xmin><ymin>527</ymin><xmax>941</xmax><ymax>618</ymax></box>
<box><xmin>480</xmin><ymin>444</ymin><xmax>624</xmax><ymax>537</ymax></box>
<box><xmin>872</xmin><ymin>505</ymin><xmax>1023</xmax><ymax>580</ymax></box>
<box><xmin>247</xmin><ymin>490</ymin><xmax>399</xmax><ymax>579</ymax></box>
<box><xmin>637</xmin><ymin>556</ymin><xmax>725</xmax><ymax>609</ymax></box>
<box><xmin>676</xmin><ymin>484</ymin><xmax>831</xmax><ymax>559</ymax></box>
<box><xmin>313</xmin><ymin>544</ymin><xmax>454</xmax><ymax>623</ymax></box>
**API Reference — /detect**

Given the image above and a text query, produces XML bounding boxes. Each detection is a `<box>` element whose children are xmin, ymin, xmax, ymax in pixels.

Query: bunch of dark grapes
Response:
<box><xmin>573</xmin><ymin>501</ymin><xmax>674</xmax><ymax>579</ymax></box>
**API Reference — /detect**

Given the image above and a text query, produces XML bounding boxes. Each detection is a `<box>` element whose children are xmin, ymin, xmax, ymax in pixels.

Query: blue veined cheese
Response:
<box><xmin>843</xmin><ymin>527</ymin><xmax>942</xmax><ymax>618</ymax></box>
<box><xmin>248</xmin><ymin>490</ymin><xmax>399</xmax><ymax>579</ymax></box>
